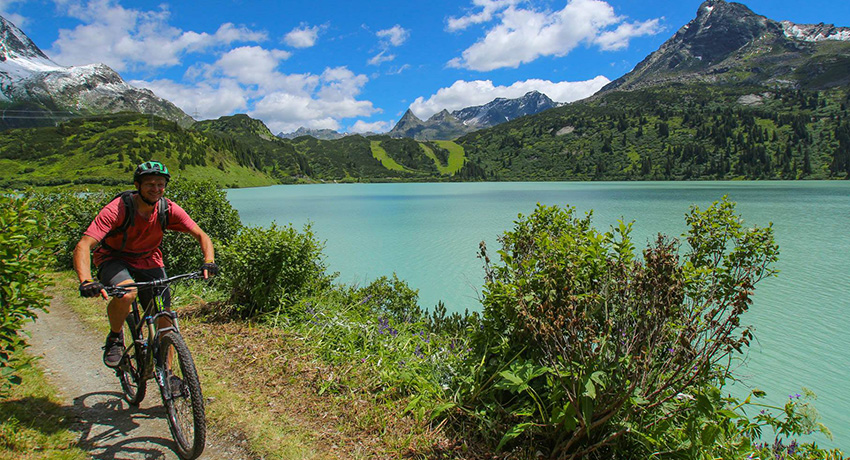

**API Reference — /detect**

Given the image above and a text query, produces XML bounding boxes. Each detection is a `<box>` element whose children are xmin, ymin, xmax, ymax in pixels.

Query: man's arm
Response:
<box><xmin>186</xmin><ymin>225</ymin><xmax>215</xmax><ymax>278</ymax></box>
<box><xmin>73</xmin><ymin>235</ymin><xmax>99</xmax><ymax>283</ymax></box>
<box><xmin>74</xmin><ymin>235</ymin><xmax>107</xmax><ymax>299</ymax></box>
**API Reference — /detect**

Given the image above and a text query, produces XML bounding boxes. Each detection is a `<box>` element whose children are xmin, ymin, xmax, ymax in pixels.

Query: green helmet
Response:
<box><xmin>133</xmin><ymin>160</ymin><xmax>171</xmax><ymax>183</ymax></box>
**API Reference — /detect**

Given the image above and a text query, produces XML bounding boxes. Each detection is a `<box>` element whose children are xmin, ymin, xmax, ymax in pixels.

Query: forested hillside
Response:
<box><xmin>0</xmin><ymin>113</ymin><xmax>276</xmax><ymax>189</ymax></box>
<box><xmin>0</xmin><ymin>112</ymin><xmax>471</xmax><ymax>189</ymax></box>
<box><xmin>457</xmin><ymin>84</ymin><xmax>850</xmax><ymax>180</ymax></box>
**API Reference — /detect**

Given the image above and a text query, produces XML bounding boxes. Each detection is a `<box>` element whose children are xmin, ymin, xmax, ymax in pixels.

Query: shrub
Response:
<box><xmin>0</xmin><ymin>194</ymin><xmax>59</xmax><ymax>394</ymax></box>
<box><xmin>160</xmin><ymin>178</ymin><xmax>242</xmax><ymax>274</ymax></box>
<box><xmin>220</xmin><ymin>223</ymin><xmax>333</xmax><ymax>318</ymax></box>
<box><xmin>459</xmin><ymin>198</ymin><xmax>783</xmax><ymax>458</ymax></box>
<box><xmin>352</xmin><ymin>274</ymin><xmax>422</xmax><ymax>323</ymax></box>
<box><xmin>25</xmin><ymin>189</ymin><xmax>112</xmax><ymax>270</ymax></box>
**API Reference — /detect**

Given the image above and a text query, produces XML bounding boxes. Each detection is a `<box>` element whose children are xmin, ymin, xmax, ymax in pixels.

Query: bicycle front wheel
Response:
<box><xmin>118</xmin><ymin>308</ymin><xmax>147</xmax><ymax>405</ymax></box>
<box><xmin>158</xmin><ymin>332</ymin><xmax>206</xmax><ymax>460</ymax></box>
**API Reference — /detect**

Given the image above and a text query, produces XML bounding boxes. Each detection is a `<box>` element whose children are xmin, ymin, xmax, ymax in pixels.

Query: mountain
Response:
<box><xmin>453</xmin><ymin>91</ymin><xmax>560</xmax><ymax>128</ymax></box>
<box><xmin>388</xmin><ymin>91</ymin><xmax>560</xmax><ymax>140</ymax></box>
<box><xmin>0</xmin><ymin>15</ymin><xmax>194</xmax><ymax>130</ymax></box>
<box><xmin>277</xmin><ymin>127</ymin><xmax>346</xmax><ymax>140</ymax></box>
<box><xmin>451</xmin><ymin>0</ymin><xmax>850</xmax><ymax>182</ymax></box>
<box><xmin>600</xmin><ymin>0</ymin><xmax>850</xmax><ymax>93</ymax></box>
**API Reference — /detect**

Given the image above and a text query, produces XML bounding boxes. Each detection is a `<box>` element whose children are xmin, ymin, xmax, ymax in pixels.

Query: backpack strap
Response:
<box><xmin>158</xmin><ymin>197</ymin><xmax>170</xmax><ymax>232</ymax></box>
<box><xmin>102</xmin><ymin>191</ymin><xmax>137</xmax><ymax>252</ymax></box>
<box><xmin>99</xmin><ymin>192</ymin><xmax>169</xmax><ymax>259</ymax></box>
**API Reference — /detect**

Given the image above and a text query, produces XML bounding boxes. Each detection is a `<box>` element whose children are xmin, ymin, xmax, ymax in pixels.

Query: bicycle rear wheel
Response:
<box><xmin>158</xmin><ymin>332</ymin><xmax>206</xmax><ymax>459</ymax></box>
<box><xmin>118</xmin><ymin>307</ymin><xmax>147</xmax><ymax>405</ymax></box>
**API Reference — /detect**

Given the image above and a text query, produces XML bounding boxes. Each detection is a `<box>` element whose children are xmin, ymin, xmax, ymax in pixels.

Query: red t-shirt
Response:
<box><xmin>84</xmin><ymin>196</ymin><xmax>198</xmax><ymax>269</ymax></box>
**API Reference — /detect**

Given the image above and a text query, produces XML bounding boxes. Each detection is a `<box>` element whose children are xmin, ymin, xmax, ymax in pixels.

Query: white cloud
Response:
<box><xmin>244</xmin><ymin>66</ymin><xmax>376</xmax><ymax>133</ymax></box>
<box><xmin>367</xmin><ymin>50</ymin><xmax>395</xmax><ymax>66</ymax></box>
<box><xmin>284</xmin><ymin>23</ymin><xmax>322</xmax><ymax>48</ymax></box>
<box><xmin>450</xmin><ymin>0</ymin><xmax>662</xmax><ymax>71</ymax></box>
<box><xmin>369</xmin><ymin>24</ymin><xmax>409</xmax><ymax>65</ymax></box>
<box><xmin>409</xmin><ymin>76</ymin><xmax>610</xmax><ymax>119</ymax></box>
<box><xmin>132</xmin><ymin>78</ymin><xmax>248</xmax><ymax>120</ymax></box>
<box><xmin>446</xmin><ymin>0</ymin><xmax>523</xmax><ymax>32</ymax></box>
<box><xmin>134</xmin><ymin>64</ymin><xmax>376</xmax><ymax>134</ymax></box>
<box><xmin>214</xmin><ymin>46</ymin><xmax>292</xmax><ymax>87</ymax></box>
<box><xmin>350</xmin><ymin>120</ymin><xmax>392</xmax><ymax>134</ymax></box>
<box><xmin>376</xmin><ymin>24</ymin><xmax>409</xmax><ymax>46</ymax></box>
<box><xmin>594</xmin><ymin>18</ymin><xmax>662</xmax><ymax>50</ymax></box>
<box><xmin>48</xmin><ymin>1</ymin><xmax>267</xmax><ymax>70</ymax></box>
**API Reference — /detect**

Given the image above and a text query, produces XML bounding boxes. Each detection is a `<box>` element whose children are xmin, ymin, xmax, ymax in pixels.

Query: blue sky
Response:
<box><xmin>2</xmin><ymin>0</ymin><xmax>848</xmax><ymax>134</ymax></box>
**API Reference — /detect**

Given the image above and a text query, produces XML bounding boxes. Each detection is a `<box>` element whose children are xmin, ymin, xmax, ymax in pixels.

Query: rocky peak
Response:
<box><xmin>0</xmin><ymin>15</ymin><xmax>51</xmax><ymax>62</ymax></box>
<box><xmin>278</xmin><ymin>126</ymin><xmax>344</xmax><ymax>140</ymax></box>
<box><xmin>672</xmin><ymin>0</ymin><xmax>775</xmax><ymax>65</ymax></box>
<box><xmin>389</xmin><ymin>109</ymin><xmax>425</xmax><ymax>136</ymax></box>
<box><xmin>427</xmin><ymin>109</ymin><xmax>455</xmax><ymax>123</ymax></box>
<box><xmin>398</xmin><ymin>109</ymin><xmax>423</xmax><ymax>124</ymax></box>
<box><xmin>597</xmin><ymin>0</ymin><xmax>850</xmax><ymax>93</ymax></box>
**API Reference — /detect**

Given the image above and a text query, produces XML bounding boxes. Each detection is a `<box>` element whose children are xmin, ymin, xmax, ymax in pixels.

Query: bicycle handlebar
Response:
<box><xmin>104</xmin><ymin>271</ymin><xmax>205</xmax><ymax>297</ymax></box>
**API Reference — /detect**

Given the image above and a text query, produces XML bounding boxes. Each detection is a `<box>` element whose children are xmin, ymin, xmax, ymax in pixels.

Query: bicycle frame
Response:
<box><xmin>106</xmin><ymin>272</ymin><xmax>202</xmax><ymax>380</ymax></box>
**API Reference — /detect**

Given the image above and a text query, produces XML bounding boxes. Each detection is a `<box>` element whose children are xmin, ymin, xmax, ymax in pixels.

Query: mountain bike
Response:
<box><xmin>105</xmin><ymin>271</ymin><xmax>206</xmax><ymax>460</ymax></box>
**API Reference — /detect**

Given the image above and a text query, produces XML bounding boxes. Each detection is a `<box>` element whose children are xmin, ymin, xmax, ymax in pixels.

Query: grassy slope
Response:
<box><xmin>369</xmin><ymin>140</ymin><xmax>407</xmax><ymax>172</ymax></box>
<box><xmin>418</xmin><ymin>143</ymin><xmax>449</xmax><ymax>174</ymax></box>
<box><xmin>434</xmin><ymin>140</ymin><xmax>466</xmax><ymax>174</ymax></box>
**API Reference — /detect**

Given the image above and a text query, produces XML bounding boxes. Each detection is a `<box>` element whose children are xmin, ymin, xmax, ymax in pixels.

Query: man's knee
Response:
<box><xmin>109</xmin><ymin>279</ymin><xmax>138</xmax><ymax>305</ymax></box>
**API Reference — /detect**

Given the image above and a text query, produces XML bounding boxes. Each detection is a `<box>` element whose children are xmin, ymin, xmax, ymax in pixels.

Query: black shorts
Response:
<box><xmin>97</xmin><ymin>259</ymin><xmax>171</xmax><ymax>311</ymax></box>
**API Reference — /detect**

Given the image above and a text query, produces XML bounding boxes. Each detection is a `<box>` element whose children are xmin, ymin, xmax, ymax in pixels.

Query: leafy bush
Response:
<box><xmin>352</xmin><ymin>274</ymin><xmax>422</xmax><ymax>324</ymax></box>
<box><xmin>220</xmin><ymin>223</ymin><xmax>333</xmax><ymax>318</ymax></box>
<box><xmin>457</xmin><ymin>198</ymin><xmax>789</xmax><ymax>458</ymax></box>
<box><xmin>161</xmin><ymin>178</ymin><xmax>242</xmax><ymax>274</ymax></box>
<box><xmin>0</xmin><ymin>194</ymin><xmax>59</xmax><ymax>394</ymax></box>
<box><xmin>25</xmin><ymin>189</ymin><xmax>111</xmax><ymax>270</ymax></box>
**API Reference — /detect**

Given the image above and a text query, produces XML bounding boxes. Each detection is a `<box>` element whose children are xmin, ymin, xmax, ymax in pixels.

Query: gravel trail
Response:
<box><xmin>26</xmin><ymin>292</ymin><xmax>253</xmax><ymax>460</ymax></box>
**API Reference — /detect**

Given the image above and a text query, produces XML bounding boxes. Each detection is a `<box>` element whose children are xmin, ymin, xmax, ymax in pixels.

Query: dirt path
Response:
<box><xmin>26</xmin><ymin>292</ymin><xmax>254</xmax><ymax>460</ymax></box>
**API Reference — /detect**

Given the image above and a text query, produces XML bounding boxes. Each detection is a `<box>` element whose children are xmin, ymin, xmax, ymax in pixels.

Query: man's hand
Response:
<box><xmin>80</xmin><ymin>280</ymin><xmax>106</xmax><ymax>299</ymax></box>
<box><xmin>201</xmin><ymin>262</ymin><xmax>219</xmax><ymax>279</ymax></box>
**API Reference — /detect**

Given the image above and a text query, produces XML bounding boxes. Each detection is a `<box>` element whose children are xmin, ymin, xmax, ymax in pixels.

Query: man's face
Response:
<box><xmin>136</xmin><ymin>176</ymin><xmax>167</xmax><ymax>202</ymax></box>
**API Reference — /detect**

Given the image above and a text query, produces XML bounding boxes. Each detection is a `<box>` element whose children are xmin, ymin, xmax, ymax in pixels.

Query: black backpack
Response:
<box><xmin>100</xmin><ymin>190</ymin><xmax>170</xmax><ymax>258</ymax></box>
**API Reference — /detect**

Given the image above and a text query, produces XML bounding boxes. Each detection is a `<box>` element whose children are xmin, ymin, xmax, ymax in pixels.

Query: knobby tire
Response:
<box><xmin>118</xmin><ymin>307</ymin><xmax>147</xmax><ymax>405</ymax></box>
<box><xmin>159</xmin><ymin>331</ymin><xmax>206</xmax><ymax>459</ymax></box>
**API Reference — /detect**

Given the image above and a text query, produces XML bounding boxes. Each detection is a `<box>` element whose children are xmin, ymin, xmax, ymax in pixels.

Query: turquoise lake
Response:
<box><xmin>227</xmin><ymin>181</ymin><xmax>850</xmax><ymax>451</ymax></box>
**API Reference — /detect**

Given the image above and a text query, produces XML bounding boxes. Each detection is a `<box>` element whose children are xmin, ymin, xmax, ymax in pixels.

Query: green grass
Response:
<box><xmin>418</xmin><ymin>143</ymin><xmax>450</xmax><ymax>174</ymax></box>
<box><xmin>369</xmin><ymin>141</ymin><xmax>407</xmax><ymax>172</ymax></box>
<box><xmin>433</xmin><ymin>140</ymin><xmax>466</xmax><ymax>174</ymax></box>
<box><xmin>0</xmin><ymin>353</ymin><xmax>89</xmax><ymax>460</ymax></box>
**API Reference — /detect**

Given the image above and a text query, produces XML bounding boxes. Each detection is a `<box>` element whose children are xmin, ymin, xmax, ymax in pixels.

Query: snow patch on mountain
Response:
<box><xmin>0</xmin><ymin>14</ymin><xmax>193</xmax><ymax>126</ymax></box>
<box><xmin>781</xmin><ymin>21</ymin><xmax>850</xmax><ymax>42</ymax></box>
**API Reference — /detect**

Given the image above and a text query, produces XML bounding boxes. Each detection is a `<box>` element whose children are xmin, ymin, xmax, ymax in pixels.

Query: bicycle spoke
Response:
<box><xmin>118</xmin><ymin>310</ymin><xmax>146</xmax><ymax>405</ymax></box>
<box><xmin>159</xmin><ymin>332</ymin><xmax>205</xmax><ymax>459</ymax></box>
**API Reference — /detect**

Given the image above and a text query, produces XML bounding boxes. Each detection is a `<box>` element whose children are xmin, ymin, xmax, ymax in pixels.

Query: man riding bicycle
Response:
<box><xmin>73</xmin><ymin>160</ymin><xmax>218</xmax><ymax>368</ymax></box>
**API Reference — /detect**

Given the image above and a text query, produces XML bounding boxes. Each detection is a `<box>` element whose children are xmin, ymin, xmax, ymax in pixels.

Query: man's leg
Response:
<box><xmin>98</xmin><ymin>260</ymin><xmax>137</xmax><ymax>367</ymax></box>
<box><xmin>130</xmin><ymin>267</ymin><xmax>171</xmax><ymax>330</ymax></box>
